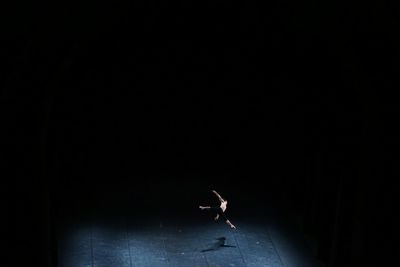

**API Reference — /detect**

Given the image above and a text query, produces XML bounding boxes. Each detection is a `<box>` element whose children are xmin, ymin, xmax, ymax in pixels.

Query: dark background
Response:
<box><xmin>2</xmin><ymin>1</ymin><xmax>397</xmax><ymax>267</ymax></box>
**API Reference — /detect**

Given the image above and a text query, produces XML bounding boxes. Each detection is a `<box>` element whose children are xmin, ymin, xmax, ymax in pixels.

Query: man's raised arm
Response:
<box><xmin>212</xmin><ymin>190</ymin><xmax>225</xmax><ymax>202</ymax></box>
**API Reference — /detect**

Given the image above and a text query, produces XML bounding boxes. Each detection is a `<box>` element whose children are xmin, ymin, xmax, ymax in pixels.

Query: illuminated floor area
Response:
<box><xmin>56</xmin><ymin>214</ymin><xmax>321</xmax><ymax>267</ymax></box>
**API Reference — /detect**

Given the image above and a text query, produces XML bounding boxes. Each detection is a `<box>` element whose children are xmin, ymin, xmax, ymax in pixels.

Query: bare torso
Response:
<box><xmin>220</xmin><ymin>201</ymin><xmax>227</xmax><ymax>212</ymax></box>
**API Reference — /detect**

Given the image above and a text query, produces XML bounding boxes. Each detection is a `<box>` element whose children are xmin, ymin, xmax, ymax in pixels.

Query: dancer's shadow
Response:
<box><xmin>201</xmin><ymin>237</ymin><xmax>236</xmax><ymax>252</ymax></box>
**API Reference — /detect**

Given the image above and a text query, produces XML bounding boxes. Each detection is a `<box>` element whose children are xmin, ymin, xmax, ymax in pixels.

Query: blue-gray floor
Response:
<box><xmin>55</xmin><ymin>180</ymin><xmax>321</xmax><ymax>267</ymax></box>
<box><xmin>57</xmin><ymin>215</ymin><xmax>320</xmax><ymax>267</ymax></box>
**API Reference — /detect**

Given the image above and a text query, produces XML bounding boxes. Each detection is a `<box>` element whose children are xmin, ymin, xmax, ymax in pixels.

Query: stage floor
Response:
<box><xmin>57</xmin><ymin>213</ymin><xmax>321</xmax><ymax>267</ymax></box>
<box><xmin>54</xmin><ymin>180</ymin><xmax>321</xmax><ymax>267</ymax></box>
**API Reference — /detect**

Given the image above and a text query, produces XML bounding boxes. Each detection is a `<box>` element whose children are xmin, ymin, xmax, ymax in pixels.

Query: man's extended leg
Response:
<box><xmin>199</xmin><ymin>206</ymin><xmax>210</xmax><ymax>210</ymax></box>
<box><xmin>226</xmin><ymin>220</ymin><xmax>236</xmax><ymax>229</ymax></box>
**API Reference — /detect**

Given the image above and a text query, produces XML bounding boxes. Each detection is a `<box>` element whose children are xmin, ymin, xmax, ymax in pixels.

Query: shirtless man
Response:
<box><xmin>199</xmin><ymin>190</ymin><xmax>236</xmax><ymax>229</ymax></box>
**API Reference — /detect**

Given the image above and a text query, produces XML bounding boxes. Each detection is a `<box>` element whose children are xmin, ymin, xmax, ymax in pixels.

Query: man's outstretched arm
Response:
<box><xmin>212</xmin><ymin>190</ymin><xmax>224</xmax><ymax>202</ymax></box>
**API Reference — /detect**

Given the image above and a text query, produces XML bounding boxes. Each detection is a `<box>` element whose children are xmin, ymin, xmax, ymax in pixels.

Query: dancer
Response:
<box><xmin>199</xmin><ymin>190</ymin><xmax>236</xmax><ymax>229</ymax></box>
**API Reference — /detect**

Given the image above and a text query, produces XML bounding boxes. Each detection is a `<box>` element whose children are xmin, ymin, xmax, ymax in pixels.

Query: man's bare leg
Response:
<box><xmin>226</xmin><ymin>220</ymin><xmax>236</xmax><ymax>229</ymax></box>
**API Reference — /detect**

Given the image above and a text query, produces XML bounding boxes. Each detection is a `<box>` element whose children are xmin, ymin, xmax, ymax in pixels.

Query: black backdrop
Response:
<box><xmin>3</xmin><ymin>1</ymin><xmax>397</xmax><ymax>267</ymax></box>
